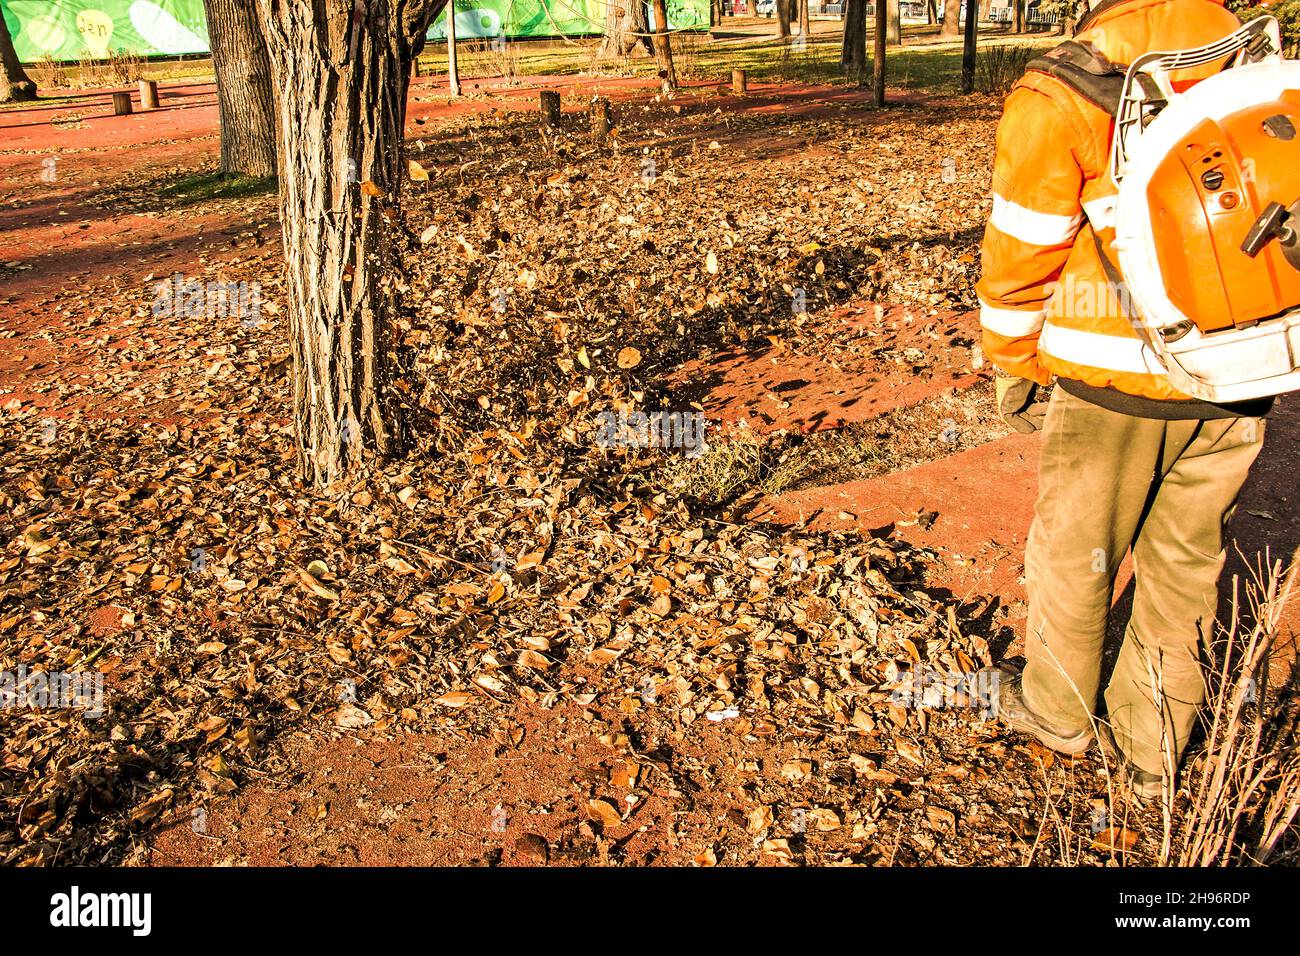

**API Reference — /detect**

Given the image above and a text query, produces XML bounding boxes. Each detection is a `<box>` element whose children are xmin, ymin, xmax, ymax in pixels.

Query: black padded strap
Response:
<box><xmin>1024</xmin><ymin>39</ymin><xmax>1127</xmax><ymax>114</ymax></box>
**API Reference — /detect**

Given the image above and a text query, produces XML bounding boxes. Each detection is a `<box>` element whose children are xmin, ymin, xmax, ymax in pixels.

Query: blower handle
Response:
<box><xmin>1109</xmin><ymin>17</ymin><xmax>1284</xmax><ymax>185</ymax></box>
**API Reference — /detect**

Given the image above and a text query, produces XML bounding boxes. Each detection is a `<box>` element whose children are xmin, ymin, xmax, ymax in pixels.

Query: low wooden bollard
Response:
<box><xmin>112</xmin><ymin>91</ymin><xmax>133</xmax><ymax>115</ymax></box>
<box><xmin>590</xmin><ymin>97</ymin><xmax>610</xmax><ymax>140</ymax></box>
<box><xmin>139</xmin><ymin>79</ymin><xmax>159</xmax><ymax>109</ymax></box>
<box><xmin>732</xmin><ymin>69</ymin><xmax>748</xmax><ymax>94</ymax></box>
<box><xmin>540</xmin><ymin>89</ymin><xmax>561</xmax><ymax>127</ymax></box>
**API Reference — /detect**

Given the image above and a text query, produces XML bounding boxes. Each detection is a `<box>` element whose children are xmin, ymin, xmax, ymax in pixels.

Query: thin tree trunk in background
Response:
<box><xmin>204</xmin><ymin>0</ymin><xmax>276</xmax><ymax>177</ymax></box>
<box><xmin>777</xmin><ymin>0</ymin><xmax>791</xmax><ymax>37</ymax></box>
<box><xmin>961</xmin><ymin>0</ymin><xmax>977</xmax><ymax>91</ymax></box>
<box><xmin>842</xmin><ymin>0</ymin><xmax>867</xmax><ymax>82</ymax></box>
<box><xmin>446</xmin><ymin>0</ymin><xmax>460</xmax><ymax>95</ymax></box>
<box><xmin>0</xmin><ymin>4</ymin><xmax>37</xmax><ymax>102</ymax></box>
<box><xmin>798</xmin><ymin>0</ymin><xmax>810</xmax><ymax>38</ymax></box>
<box><xmin>748</xmin><ymin>0</ymin><xmax>758</xmax><ymax>14</ymax></box>
<box><xmin>886</xmin><ymin>0</ymin><xmax>901</xmax><ymax>44</ymax></box>
<box><xmin>1013</xmin><ymin>0</ymin><xmax>1022</xmax><ymax>33</ymax></box>
<box><xmin>599</xmin><ymin>1</ymin><xmax>651</xmax><ymax>57</ymax></box>
<box><xmin>255</xmin><ymin>0</ymin><xmax>443</xmax><ymax>486</ymax></box>
<box><xmin>872</xmin><ymin>0</ymin><xmax>886</xmax><ymax>106</ymax></box>
<box><xmin>650</xmin><ymin>0</ymin><xmax>677</xmax><ymax>90</ymax></box>
<box><xmin>940</xmin><ymin>0</ymin><xmax>960</xmax><ymax>35</ymax></box>
<box><xmin>926</xmin><ymin>0</ymin><xmax>936</xmax><ymax>24</ymax></box>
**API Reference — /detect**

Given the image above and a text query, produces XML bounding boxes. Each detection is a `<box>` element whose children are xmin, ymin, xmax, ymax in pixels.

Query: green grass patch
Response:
<box><xmin>156</xmin><ymin>171</ymin><xmax>278</xmax><ymax>205</ymax></box>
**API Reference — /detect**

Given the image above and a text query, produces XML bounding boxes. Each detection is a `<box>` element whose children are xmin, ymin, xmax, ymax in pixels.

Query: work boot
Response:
<box><xmin>987</xmin><ymin>665</ymin><xmax>1094</xmax><ymax>755</ymax></box>
<box><xmin>1096</xmin><ymin>723</ymin><xmax>1165</xmax><ymax>803</ymax></box>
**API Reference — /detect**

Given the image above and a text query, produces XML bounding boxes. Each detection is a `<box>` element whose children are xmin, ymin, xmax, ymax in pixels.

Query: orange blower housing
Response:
<box><xmin>1147</xmin><ymin>93</ymin><xmax>1300</xmax><ymax>333</ymax></box>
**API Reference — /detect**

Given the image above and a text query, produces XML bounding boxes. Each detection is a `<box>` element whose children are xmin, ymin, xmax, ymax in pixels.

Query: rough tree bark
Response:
<box><xmin>873</xmin><ymin>0</ymin><xmax>886</xmax><ymax>106</ymax></box>
<box><xmin>599</xmin><ymin>2</ymin><xmax>651</xmax><ymax>57</ymax></box>
<box><xmin>255</xmin><ymin>0</ymin><xmax>445</xmax><ymax>486</ymax></box>
<box><xmin>842</xmin><ymin>0</ymin><xmax>868</xmax><ymax>82</ymax></box>
<box><xmin>203</xmin><ymin>0</ymin><xmax>277</xmax><ymax>177</ymax></box>
<box><xmin>650</xmin><ymin>0</ymin><xmax>677</xmax><ymax>91</ymax></box>
<box><xmin>0</xmin><ymin>8</ymin><xmax>36</xmax><ymax>103</ymax></box>
<box><xmin>940</xmin><ymin>0</ymin><xmax>960</xmax><ymax>35</ymax></box>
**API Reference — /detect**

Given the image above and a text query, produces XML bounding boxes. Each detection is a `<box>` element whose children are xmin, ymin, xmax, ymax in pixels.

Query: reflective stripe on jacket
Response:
<box><xmin>975</xmin><ymin>0</ymin><xmax>1242</xmax><ymax>399</ymax></box>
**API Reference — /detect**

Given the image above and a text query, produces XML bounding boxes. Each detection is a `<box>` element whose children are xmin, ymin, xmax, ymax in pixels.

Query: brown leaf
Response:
<box><xmin>586</xmin><ymin>798</ymin><xmax>623</xmax><ymax>829</ymax></box>
<box><xmin>434</xmin><ymin>690</ymin><xmax>475</xmax><ymax>708</ymax></box>
<box><xmin>296</xmin><ymin>568</ymin><xmax>339</xmax><ymax>601</ymax></box>
<box><xmin>1091</xmin><ymin>826</ymin><xmax>1140</xmax><ymax>853</ymax></box>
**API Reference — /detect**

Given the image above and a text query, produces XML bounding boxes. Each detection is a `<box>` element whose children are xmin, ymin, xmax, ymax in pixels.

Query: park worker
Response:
<box><xmin>976</xmin><ymin>0</ymin><xmax>1300</xmax><ymax>798</ymax></box>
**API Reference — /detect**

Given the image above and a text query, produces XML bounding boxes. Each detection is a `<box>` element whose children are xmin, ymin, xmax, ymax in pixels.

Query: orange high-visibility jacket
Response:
<box><xmin>976</xmin><ymin>0</ymin><xmax>1242</xmax><ymax>401</ymax></box>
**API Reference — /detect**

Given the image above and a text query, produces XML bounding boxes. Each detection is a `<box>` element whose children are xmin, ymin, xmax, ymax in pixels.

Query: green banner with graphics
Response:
<box><xmin>1</xmin><ymin>0</ymin><xmax>208</xmax><ymax>60</ymax></box>
<box><xmin>1</xmin><ymin>0</ymin><xmax>709</xmax><ymax>62</ymax></box>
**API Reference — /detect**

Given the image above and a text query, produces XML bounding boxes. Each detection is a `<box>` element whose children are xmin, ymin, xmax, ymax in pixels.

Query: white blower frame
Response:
<box><xmin>1110</xmin><ymin>16</ymin><xmax>1300</xmax><ymax>402</ymax></box>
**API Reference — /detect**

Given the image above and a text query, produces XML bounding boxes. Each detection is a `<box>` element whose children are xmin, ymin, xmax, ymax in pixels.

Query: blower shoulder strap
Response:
<box><xmin>1024</xmin><ymin>39</ymin><xmax>1127</xmax><ymax>115</ymax></box>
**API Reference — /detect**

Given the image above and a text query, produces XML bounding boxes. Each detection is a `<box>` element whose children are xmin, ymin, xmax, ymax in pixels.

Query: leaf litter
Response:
<box><xmin>0</xmin><ymin>92</ymin><xmax>1152</xmax><ymax>865</ymax></box>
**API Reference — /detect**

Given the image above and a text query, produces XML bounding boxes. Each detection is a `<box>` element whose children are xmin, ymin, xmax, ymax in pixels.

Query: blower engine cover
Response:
<box><xmin>1115</xmin><ymin>59</ymin><xmax>1300</xmax><ymax>402</ymax></box>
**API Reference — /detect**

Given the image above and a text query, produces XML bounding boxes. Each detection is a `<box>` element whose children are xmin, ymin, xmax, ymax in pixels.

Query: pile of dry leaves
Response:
<box><xmin>1</xmin><ymin>95</ymin><xmax>1146</xmax><ymax>865</ymax></box>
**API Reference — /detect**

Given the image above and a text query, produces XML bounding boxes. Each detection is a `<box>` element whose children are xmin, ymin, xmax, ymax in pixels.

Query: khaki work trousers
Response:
<box><xmin>1022</xmin><ymin>387</ymin><xmax>1264</xmax><ymax>776</ymax></box>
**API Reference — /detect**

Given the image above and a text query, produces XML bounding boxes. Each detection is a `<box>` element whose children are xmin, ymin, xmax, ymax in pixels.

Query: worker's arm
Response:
<box><xmin>976</xmin><ymin>84</ymin><xmax>1085</xmax><ymax>386</ymax></box>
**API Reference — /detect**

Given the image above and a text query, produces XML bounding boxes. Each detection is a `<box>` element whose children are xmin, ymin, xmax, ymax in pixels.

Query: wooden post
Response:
<box><xmin>112</xmin><ymin>91</ymin><xmax>133</xmax><ymax>115</ymax></box>
<box><xmin>590</xmin><ymin>97</ymin><xmax>610</xmax><ymax>139</ymax></box>
<box><xmin>540</xmin><ymin>89</ymin><xmax>561</xmax><ymax>126</ymax></box>
<box><xmin>138</xmin><ymin>79</ymin><xmax>159</xmax><ymax>109</ymax></box>
<box><xmin>872</xmin><ymin>0</ymin><xmax>886</xmax><ymax>107</ymax></box>
<box><xmin>446</xmin><ymin>2</ymin><xmax>461</xmax><ymax>97</ymax></box>
<box><xmin>732</xmin><ymin>68</ymin><xmax>747</xmax><ymax>94</ymax></box>
<box><xmin>961</xmin><ymin>0</ymin><xmax>977</xmax><ymax>93</ymax></box>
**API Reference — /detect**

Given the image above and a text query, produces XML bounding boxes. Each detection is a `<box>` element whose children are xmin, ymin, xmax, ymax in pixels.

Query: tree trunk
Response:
<box><xmin>886</xmin><ymin>0</ymin><xmax>901</xmax><ymax>44</ymax></box>
<box><xmin>798</xmin><ymin>0</ymin><xmax>810</xmax><ymax>38</ymax></box>
<box><xmin>650</xmin><ymin>0</ymin><xmax>677</xmax><ymax>91</ymax></box>
<box><xmin>842</xmin><ymin>0</ymin><xmax>868</xmax><ymax>82</ymax></box>
<box><xmin>777</xmin><ymin>0</ymin><xmax>791</xmax><ymax>38</ymax></box>
<box><xmin>1013</xmin><ymin>0</ymin><xmax>1022</xmax><ymax>33</ymax></box>
<box><xmin>255</xmin><ymin>0</ymin><xmax>444</xmax><ymax>486</ymax></box>
<box><xmin>0</xmin><ymin>7</ymin><xmax>36</xmax><ymax>103</ymax></box>
<box><xmin>747</xmin><ymin>0</ymin><xmax>758</xmax><ymax>14</ymax></box>
<box><xmin>926</xmin><ymin>0</ymin><xmax>937</xmax><ymax>25</ymax></box>
<box><xmin>872</xmin><ymin>0</ymin><xmax>886</xmax><ymax>106</ymax></box>
<box><xmin>961</xmin><ymin>0</ymin><xmax>977</xmax><ymax>91</ymax></box>
<box><xmin>204</xmin><ymin>0</ymin><xmax>277</xmax><ymax>177</ymax></box>
<box><xmin>940</xmin><ymin>0</ymin><xmax>960</xmax><ymax>36</ymax></box>
<box><xmin>446</xmin><ymin>0</ymin><xmax>460</xmax><ymax>95</ymax></box>
<box><xmin>600</xmin><ymin>1</ymin><xmax>651</xmax><ymax>57</ymax></box>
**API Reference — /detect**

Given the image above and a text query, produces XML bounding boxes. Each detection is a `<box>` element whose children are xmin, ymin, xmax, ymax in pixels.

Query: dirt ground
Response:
<box><xmin>1</xmin><ymin>69</ymin><xmax>1296</xmax><ymax>867</ymax></box>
